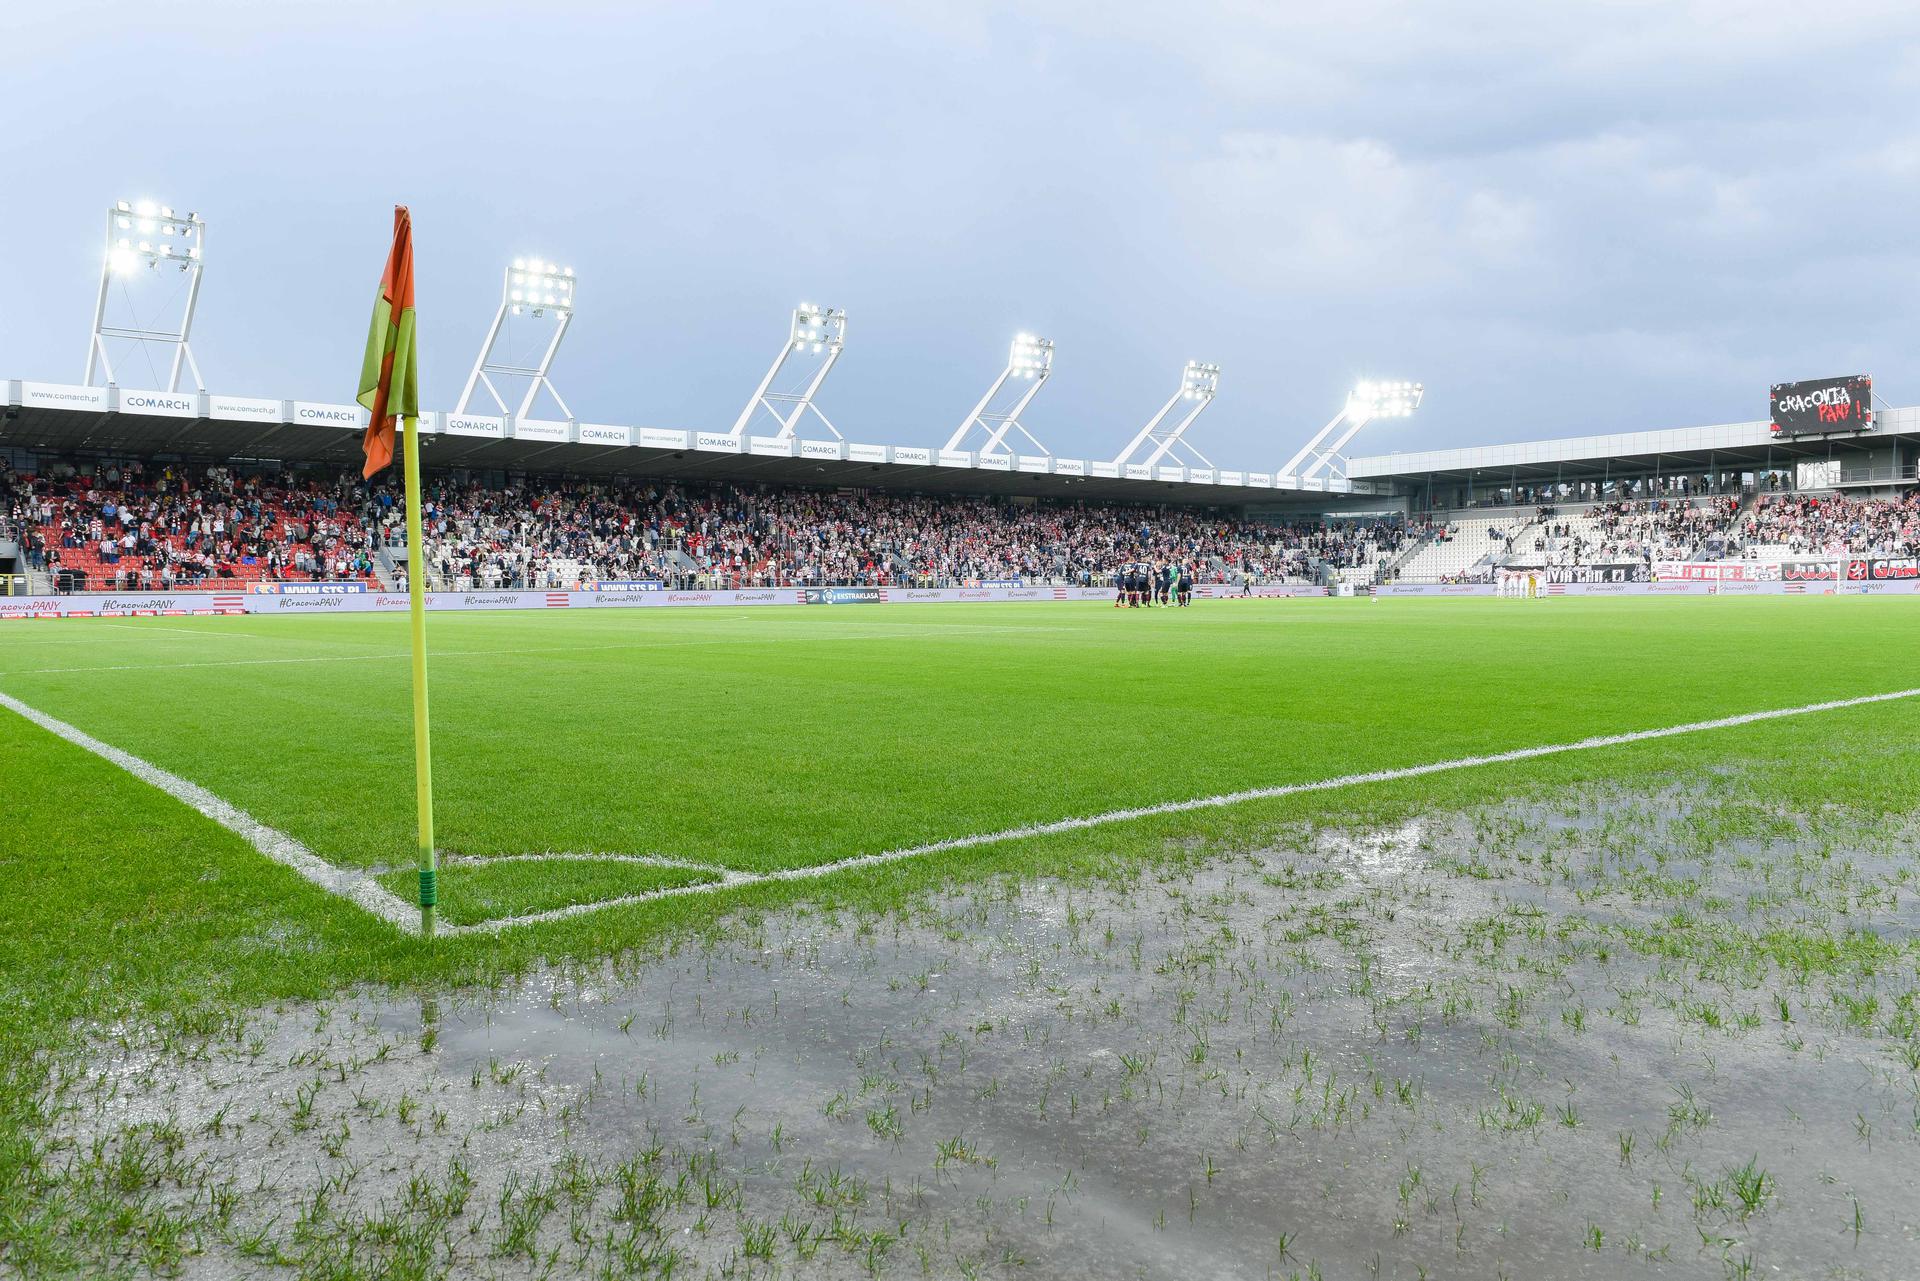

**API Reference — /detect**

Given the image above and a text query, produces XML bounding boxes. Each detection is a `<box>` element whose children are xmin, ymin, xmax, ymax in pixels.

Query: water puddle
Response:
<box><xmin>45</xmin><ymin>787</ymin><xmax>1920</xmax><ymax>1279</ymax></box>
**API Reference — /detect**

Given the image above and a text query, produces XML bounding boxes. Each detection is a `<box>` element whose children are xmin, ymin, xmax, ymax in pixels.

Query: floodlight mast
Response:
<box><xmin>944</xmin><ymin>333</ymin><xmax>1054</xmax><ymax>456</ymax></box>
<box><xmin>1276</xmin><ymin>380</ymin><xmax>1424</xmax><ymax>482</ymax></box>
<box><xmin>1110</xmin><ymin>361</ymin><xmax>1220</xmax><ymax>468</ymax></box>
<box><xmin>729</xmin><ymin>304</ymin><xmax>847</xmax><ymax>439</ymax></box>
<box><xmin>454</xmin><ymin>259</ymin><xmax>578</xmax><ymax>419</ymax></box>
<box><xmin>84</xmin><ymin>200</ymin><xmax>207</xmax><ymax>392</ymax></box>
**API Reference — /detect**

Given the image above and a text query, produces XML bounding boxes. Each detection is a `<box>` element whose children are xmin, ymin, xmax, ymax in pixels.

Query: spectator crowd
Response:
<box><xmin>379</xmin><ymin>473</ymin><xmax>1424</xmax><ymax>590</ymax></box>
<box><xmin>1528</xmin><ymin>498</ymin><xmax>1741</xmax><ymax>566</ymax></box>
<box><xmin>18</xmin><ymin>455</ymin><xmax>1920</xmax><ymax>595</ymax></box>
<box><xmin>1731</xmin><ymin>492</ymin><xmax>1920</xmax><ymax>559</ymax></box>
<box><xmin>5</xmin><ymin>457</ymin><xmax>1422</xmax><ymax>592</ymax></box>
<box><xmin>4</xmin><ymin>459</ymin><xmax>377</xmax><ymax>591</ymax></box>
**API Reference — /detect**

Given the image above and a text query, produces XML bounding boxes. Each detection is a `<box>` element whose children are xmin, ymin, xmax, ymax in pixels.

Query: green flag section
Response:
<box><xmin>356</xmin><ymin>206</ymin><xmax>419</xmax><ymax>479</ymax></box>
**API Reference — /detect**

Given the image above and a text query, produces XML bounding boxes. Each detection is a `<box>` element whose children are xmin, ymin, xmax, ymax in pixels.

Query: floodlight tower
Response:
<box><xmin>729</xmin><ymin>303</ymin><xmax>846</xmax><ymax>439</ymax></box>
<box><xmin>1276</xmin><ymin>380</ymin><xmax>1424</xmax><ymax>482</ymax></box>
<box><xmin>84</xmin><ymin>199</ymin><xmax>207</xmax><ymax>391</ymax></box>
<box><xmin>454</xmin><ymin>259</ymin><xmax>577</xmax><ymax>419</ymax></box>
<box><xmin>944</xmin><ymin>333</ymin><xmax>1055</xmax><ymax>456</ymax></box>
<box><xmin>1110</xmin><ymin>361</ymin><xmax>1221</xmax><ymax>468</ymax></box>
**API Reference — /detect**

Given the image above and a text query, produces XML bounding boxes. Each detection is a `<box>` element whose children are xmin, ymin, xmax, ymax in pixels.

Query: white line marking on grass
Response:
<box><xmin>452</xmin><ymin>685</ymin><xmax>1920</xmax><ymax>934</ymax></box>
<box><xmin>0</xmin><ymin>688</ymin><xmax>417</xmax><ymax>932</ymax></box>
<box><xmin>4</xmin><ymin>684</ymin><xmax>1915</xmax><ymax>936</ymax></box>
<box><xmin>445</xmin><ymin>851</ymin><xmax>745</xmax><ymax>882</ymax></box>
<box><xmin>0</xmin><ymin>623</ymin><xmax>1070</xmax><ymax>677</ymax></box>
<box><xmin>97</xmin><ymin>622</ymin><xmax>258</xmax><ymax>639</ymax></box>
<box><xmin>3</xmin><ymin>653</ymin><xmax>413</xmax><ymax>677</ymax></box>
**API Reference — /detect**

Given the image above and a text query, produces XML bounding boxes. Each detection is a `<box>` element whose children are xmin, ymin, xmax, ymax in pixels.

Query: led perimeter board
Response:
<box><xmin>1770</xmin><ymin>374</ymin><xmax>1872</xmax><ymax>436</ymax></box>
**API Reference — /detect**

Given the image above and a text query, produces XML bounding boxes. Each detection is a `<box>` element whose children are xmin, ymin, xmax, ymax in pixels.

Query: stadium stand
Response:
<box><xmin>1728</xmin><ymin>492</ymin><xmax>1920</xmax><ymax>559</ymax></box>
<box><xmin>3</xmin><ymin>459</ymin><xmax>378</xmax><ymax>592</ymax></box>
<box><xmin>4</xmin><ymin>457</ymin><xmax>1424</xmax><ymax>592</ymax></box>
<box><xmin>1387</xmin><ymin>514</ymin><xmax>1534</xmax><ymax>582</ymax></box>
<box><xmin>1516</xmin><ymin>498</ymin><xmax>1741</xmax><ymax>567</ymax></box>
<box><xmin>387</xmin><ymin>475</ymin><xmax>1426</xmax><ymax>590</ymax></box>
<box><xmin>1387</xmin><ymin>492</ymin><xmax>1920</xmax><ymax>579</ymax></box>
<box><xmin>30</xmin><ymin>456</ymin><xmax>1918</xmax><ymax>593</ymax></box>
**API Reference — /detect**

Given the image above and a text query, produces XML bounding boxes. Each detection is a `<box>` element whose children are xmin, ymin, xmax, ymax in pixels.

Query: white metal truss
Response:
<box><xmin>944</xmin><ymin>333</ymin><xmax>1054</xmax><ymax>456</ymax></box>
<box><xmin>729</xmin><ymin>304</ymin><xmax>846</xmax><ymax>439</ymax></box>
<box><xmin>1110</xmin><ymin>361</ymin><xmax>1220</xmax><ymax>469</ymax></box>
<box><xmin>1277</xmin><ymin>381</ymin><xmax>1423</xmax><ymax>482</ymax></box>
<box><xmin>1275</xmin><ymin>409</ymin><xmax>1356</xmax><ymax>482</ymax></box>
<box><xmin>455</xmin><ymin>259</ymin><xmax>577</xmax><ymax>419</ymax></box>
<box><xmin>85</xmin><ymin>200</ymin><xmax>206</xmax><ymax>392</ymax></box>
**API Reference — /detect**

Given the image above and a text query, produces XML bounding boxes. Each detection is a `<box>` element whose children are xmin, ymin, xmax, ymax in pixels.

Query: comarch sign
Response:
<box><xmin>292</xmin><ymin>401</ymin><xmax>366</xmax><ymax>427</ymax></box>
<box><xmin>443</xmin><ymin>414</ymin><xmax>506</xmax><ymax>438</ymax></box>
<box><xmin>120</xmin><ymin>390</ymin><xmax>199</xmax><ymax>418</ymax></box>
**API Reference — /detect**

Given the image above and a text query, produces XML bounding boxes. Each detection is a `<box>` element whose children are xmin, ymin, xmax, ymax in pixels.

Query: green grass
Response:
<box><xmin>3</xmin><ymin>596</ymin><xmax>1920</xmax><ymax>1271</ymax></box>
<box><xmin>3</xmin><ymin>598</ymin><xmax>1916</xmax><ymax>877</ymax></box>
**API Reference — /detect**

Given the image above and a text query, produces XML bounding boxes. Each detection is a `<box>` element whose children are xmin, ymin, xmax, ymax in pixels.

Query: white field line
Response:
<box><xmin>445</xmin><ymin>851</ymin><xmax>745</xmax><ymax>881</ymax></box>
<box><xmin>451</xmin><ymin>685</ymin><xmax>1920</xmax><ymax>933</ymax></box>
<box><xmin>0</xmin><ymin>688</ymin><xmax>417</xmax><ymax>931</ymax></box>
<box><xmin>97</xmin><ymin>622</ymin><xmax>258</xmax><ymax>639</ymax></box>
<box><xmin>0</xmin><ymin>623</ymin><xmax>1072</xmax><ymax>678</ymax></box>
<box><xmin>3</xmin><ymin>684</ymin><xmax>1915</xmax><ymax>937</ymax></box>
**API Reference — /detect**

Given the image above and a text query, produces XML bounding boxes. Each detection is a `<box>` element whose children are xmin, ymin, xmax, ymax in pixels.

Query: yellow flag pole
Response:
<box><xmin>400</xmin><ymin>410</ymin><xmax>437</xmax><ymax>937</ymax></box>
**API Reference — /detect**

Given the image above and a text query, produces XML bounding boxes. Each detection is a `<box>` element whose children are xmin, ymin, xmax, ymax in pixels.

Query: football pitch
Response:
<box><xmin>6</xmin><ymin>597</ymin><xmax>1920</xmax><ymax>1278</ymax></box>
<box><xmin>4</xmin><ymin>597</ymin><xmax>1917</xmax><ymax>931</ymax></box>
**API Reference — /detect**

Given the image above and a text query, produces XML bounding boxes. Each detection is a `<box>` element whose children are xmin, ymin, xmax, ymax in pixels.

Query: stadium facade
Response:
<box><xmin>1351</xmin><ymin>404</ymin><xmax>1920</xmax><ymax>508</ymax></box>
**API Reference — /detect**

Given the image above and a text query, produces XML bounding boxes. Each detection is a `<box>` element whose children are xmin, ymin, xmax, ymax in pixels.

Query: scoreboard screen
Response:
<box><xmin>1770</xmin><ymin>374</ymin><xmax>1872</xmax><ymax>436</ymax></box>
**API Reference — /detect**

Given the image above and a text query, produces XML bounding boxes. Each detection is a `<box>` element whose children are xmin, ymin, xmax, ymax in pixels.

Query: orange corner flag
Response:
<box><xmin>355</xmin><ymin>207</ymin><xmax>418</xmax><ymax>479</ymax></box>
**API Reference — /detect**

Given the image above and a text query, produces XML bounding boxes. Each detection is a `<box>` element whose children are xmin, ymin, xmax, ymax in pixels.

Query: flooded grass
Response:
<box><xmin>38</xmin><ymin>781</ymin><xmax>1920</xmax><ymax>1279</ymax></box>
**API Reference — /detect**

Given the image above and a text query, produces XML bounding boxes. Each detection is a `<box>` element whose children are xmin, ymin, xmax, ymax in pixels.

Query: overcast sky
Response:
<box><xmin>6</xmin><ymin>0</ymin><xmax>1919</xmax><ymax>469</ymax></box>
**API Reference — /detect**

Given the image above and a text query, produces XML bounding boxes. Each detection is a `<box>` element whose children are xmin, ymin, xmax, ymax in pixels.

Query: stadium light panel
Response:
<box><xmin>505</xmin><ymin>260</ymin><xmax>575</xmax><ymax>318</ymax></box>
<box><xmin>1009</xmin><ymin>333</ymin><xmax>1053</xmax><ymax>380</ymax></box>
<box><xmin>789</xmin><ymin>304</ymin><xmax>846</xmax><ymax>353</ymax></box>
<box><xmin>107</xmin><ymin>204</ymin><xmax>203</xmax><ymax>275</ymax></box>
<box><xmin>1180</xmin><ymin>361</ymin><xmax>1221</xmax><ymax>402</ymax></box>
<box><xmin>1346</xmin><ymin>379</ymin><xmax>1425</xmax><ymax>421</ymax></box>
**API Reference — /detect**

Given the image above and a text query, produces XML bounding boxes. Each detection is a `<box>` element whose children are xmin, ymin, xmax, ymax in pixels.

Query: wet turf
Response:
<box><xmin>5</xmin><ymin>597</ymin><xmax>1920</xmax><ymax>1275</ymax></box>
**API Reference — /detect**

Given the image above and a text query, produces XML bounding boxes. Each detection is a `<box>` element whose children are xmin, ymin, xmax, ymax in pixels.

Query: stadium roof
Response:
<box><xmin>1348</xmin><ymin>404</ymin><xmax>1920</xmax><ymax>485</ymax></box>
<box><xmin>1</xmin><ymin>377</ymin><xmax>1385</xmax><ymax>511</ymax></box>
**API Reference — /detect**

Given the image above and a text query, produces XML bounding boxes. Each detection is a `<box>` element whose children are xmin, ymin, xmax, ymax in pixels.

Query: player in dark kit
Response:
<box><xmin>1158</xmin><ymin>563</ymin><xmax>1173</xmax><ymax>606</ymax></box>
<box><xmin>1176</xmin><ymin>564</ymin><xmax>1193</xmax><ymax>606</ymax></box>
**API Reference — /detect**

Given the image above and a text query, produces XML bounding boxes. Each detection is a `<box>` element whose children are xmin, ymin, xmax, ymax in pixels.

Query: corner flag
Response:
<box><xmin>356</xmin><ymin>207</ymin><xmax>418</xmax><ymax>480</ymax></box>
<box><xmin>357</xmin><ymin>205</ymin><xmax>438</xmax><ymax>936</ymax></box>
